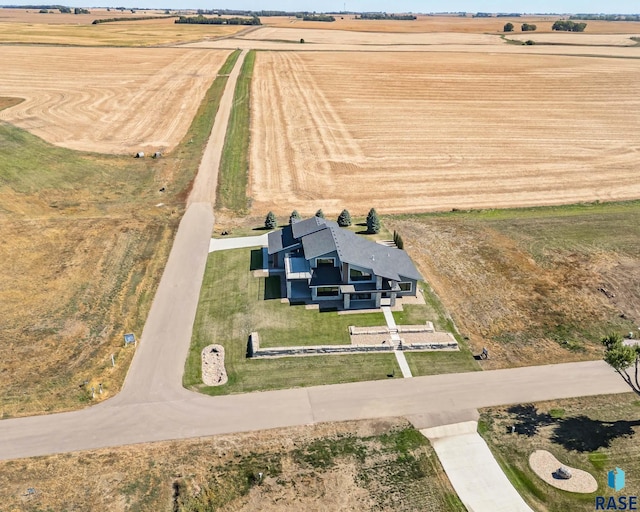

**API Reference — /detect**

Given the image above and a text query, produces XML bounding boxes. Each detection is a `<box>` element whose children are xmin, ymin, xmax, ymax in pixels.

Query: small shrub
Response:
<box><xmin>315</xmin><ymin>209</ymin><xmax>325</xmax><ymax>219</ymax></box>
<box><xmin>300</xmin><ymin>38</ymin><xmax>305</xmax><ymax>43</ymax></box>
<box><xmin>503</xmin><ymin>22</ymin><xmax>514</xmax><ymax>32</ymax></box>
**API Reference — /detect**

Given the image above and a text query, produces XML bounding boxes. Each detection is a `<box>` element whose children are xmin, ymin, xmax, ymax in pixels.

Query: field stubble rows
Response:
<box><xmin>249</xmin><ymin>50</ymin><xmax>640</xmax><ymax>216</ymax></box>
<box><xmin>0</xmin><ymin>47</ymin><xmax>229</xmax><ymax>155</ymax></box>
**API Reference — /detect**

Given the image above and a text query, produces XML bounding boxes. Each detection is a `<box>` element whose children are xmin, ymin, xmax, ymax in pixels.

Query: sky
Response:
<box><xmin>1</xmin><ymin>1</ymin><xmax>638</xmax><ymax>14</ymax></box>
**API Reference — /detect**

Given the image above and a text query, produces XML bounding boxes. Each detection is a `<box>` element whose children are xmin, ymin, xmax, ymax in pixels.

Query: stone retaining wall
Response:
<box><xmin>248</xmin><ymin>331</ymin><xmax>458</xmax><ymax>359</ymax></box>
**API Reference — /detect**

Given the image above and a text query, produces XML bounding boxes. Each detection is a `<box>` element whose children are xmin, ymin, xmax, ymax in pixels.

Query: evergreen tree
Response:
<box><xmin>289</xmin><ymin>210</ymin><xmax>301</xmax><ymax>224</ymax></box>
<box><xmin>264</xmin><ymin>211</ymin><xmax>277</xmax><ymax>229</ymax></box>
<box><xmin>366</xmin><ymin>208</ymin><xmax>380</xmax><ymax>234</ymax></box>
<box><xmin>337</xmin><ymin>209</ymin><xmax>352</xmax><ymax>227</ymax></box>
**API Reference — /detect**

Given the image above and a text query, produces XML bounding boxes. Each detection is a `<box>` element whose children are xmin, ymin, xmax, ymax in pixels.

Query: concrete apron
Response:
<box><xmin>422</xmin><ymin>420</ymin><xmax>534</xmax><ymax>512</ymax></box>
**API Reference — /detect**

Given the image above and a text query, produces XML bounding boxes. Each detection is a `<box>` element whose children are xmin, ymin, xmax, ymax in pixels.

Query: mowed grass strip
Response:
<box><xmin>479</xmin><ymin>394</ymin><xmax>640</xmax><ymax>511</ymax></box>
<box><xmin>185</xmin><ymin>248</ymin><xmax>402</xmax><ymax>395</ymax></box>
<box><xmin>169</xmin><ymin>49</ymin><xmax>240</xmax><ymax>196</ymax></box>
<box><xmin>0</xmin><ymin>51</ymin><xmax>240</xmax><ymax>418</ymax></box>
<box><xmin>216</xmin><ymin>50</ymin><xmax>255</xmax><ymax>214</ymax></box>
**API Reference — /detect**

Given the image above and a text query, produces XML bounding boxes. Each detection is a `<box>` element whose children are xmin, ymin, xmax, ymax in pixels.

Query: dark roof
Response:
<box><xmin>267</xmin><ymin>224</ymin><xmax>297</xmax><ymax>255</ymax></box>
<box><xmin>268</xmin><ymin>218</ymin><xmax>423</xmax><ymax>283</ymax></box>
<box><xmin>330</xmin><ymin>226</ymin><xmax>422</xmax><ymax>282</ymax></box>
<box><xmin>309</xmin><ymin>266</ymin><xmax>342</xmax><ymax>287</ymax></box>
<box><xmin>291</xmin><ymin>216</ymin><xmax>327</xmax><ymax>239</ymax></box>
<box><xmin>301</xmin><ymin>226</ymin><xmax>337</xmax><ymax>260</ymax></box>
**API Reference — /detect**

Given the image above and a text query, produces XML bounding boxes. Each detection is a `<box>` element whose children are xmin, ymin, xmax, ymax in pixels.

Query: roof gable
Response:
<box><xmin>291</xmin><ymin>216</ymin><xmax>327</xmax><ymax>239</ymax></box>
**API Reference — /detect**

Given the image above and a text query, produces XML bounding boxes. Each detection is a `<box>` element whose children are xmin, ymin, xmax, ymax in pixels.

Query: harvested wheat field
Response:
<box><xmin>0</xmin><ymin>9</ymin><xmax>247</xmax><ymax>46</ymax></box>
<box><xmin>260</xmin><ymin>14</ymin><xmax>552</xmax><ymax>33</ymax></box>
<box><xmin>507</xmin><ymin>32</ymin><xmax>640</xmax><ymax>46</ymax></box>
<box><xmin>250</xmin><ymin>51</ymin><xmax>640</xmax><ymax>216</ymax></box>
<box><xmin>239</xmin><ymin>26</ymin><xmax>501</xmax><ymax>45</ymax></box>
<box><xmin>0</xmin><ymin>47</ymin><xmax>229</xmax><ymax>154</ymax></box>
<box><xmin>260</xmin><ymin>14</ymin><xmax>640</xmax><ymax>34</ymax></box>
<box><xmin>0</xmin><ymin>7</ymin><xmax>167</xmax><ymax>24</ymax></box>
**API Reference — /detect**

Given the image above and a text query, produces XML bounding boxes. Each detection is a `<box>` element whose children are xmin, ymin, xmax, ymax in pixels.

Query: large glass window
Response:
<box><xmin>317</xmin><ymin>286</ymin><xmax>339</xmax><ymax>297</ymax></box>
<box><xmin>350</xmin><ymin>268</ymin><xmax>372</xmax><ymax>281</ymax></box>
<box><xmin>353</xmin><ymin>293</ymin><xmax>372</xmax><ymax>300</ymax></box>
<box><xmin>316</xmin><ymin>258</ymin><xmax>334</xmax><ymax>267</ymax></box>
<box><xmin>399</xmin><ymin>282</ymin><xmax>412</xmax><ymax>292</ymax></box>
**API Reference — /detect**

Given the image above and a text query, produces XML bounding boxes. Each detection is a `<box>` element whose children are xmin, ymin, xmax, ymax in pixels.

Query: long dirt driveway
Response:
<box><xmin>0</xmin><ymin>48</ymin><xmax>631</xmax><ymax>463</ymax></box>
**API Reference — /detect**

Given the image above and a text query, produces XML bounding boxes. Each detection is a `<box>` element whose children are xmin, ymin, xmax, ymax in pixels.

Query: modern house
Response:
<box><xmin>267</xmin><ymin>217</ymin><xmax>423</xmax><ymax>310</ymax></box>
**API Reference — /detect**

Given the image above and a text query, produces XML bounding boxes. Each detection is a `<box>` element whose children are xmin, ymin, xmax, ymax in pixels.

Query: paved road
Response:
<box><xmin>0</xmin><ymin>47</ymin><xmax>631</xmax><ymax>467</ymax></box>
<box><xmin>114</xmin><ymin>49</ymin><xmax>248</xmax><ymax>406</ymax></box>
<box><xmin>0</xmin><ymin>360</ymin><xmax>629</xmax><ymax>461</ymax></box>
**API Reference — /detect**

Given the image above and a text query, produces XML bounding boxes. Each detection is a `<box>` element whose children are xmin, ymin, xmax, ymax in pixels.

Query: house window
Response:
<box><xmin>317</xmin><ymin>286</ymin><xmax>339</xmax><ymax>297</ymax></box>
<box><xmin>350</xmin><ymin>268</ymin><xmax>372</xmax><ymax>282</ymax></box>
<box><xmin>353</xmin><ymin>293</ymin><xmax>372</xmax><ymax>300</ymax></box>
<box><xmin>399</xmin><ymin>282</ymin><xmax>412</xmax><ymax>292</ymax></box>
<box><xmin>316</xmin><ymin>258</ymin><xmax>334</xmax><ymax>267</ymax></box>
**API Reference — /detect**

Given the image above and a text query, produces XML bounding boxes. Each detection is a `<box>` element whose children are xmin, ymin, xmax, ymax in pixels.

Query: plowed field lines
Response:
<box><xmin>250</xmin><ymin>51</ymin><xmax>640</xmax><ymax>215</ymax></box>
<box><xmin>0</xmin><ymin>47</ymin><xmax>229</xmax><ymax>154</ymax></box>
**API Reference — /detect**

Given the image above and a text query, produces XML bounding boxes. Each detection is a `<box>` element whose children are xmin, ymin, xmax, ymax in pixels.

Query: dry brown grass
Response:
<box><xmin>384</xmin><ymin>203</ymin><xmax>640</xmax><ymax>369</ymax></box>
<box><xmin>0</xmin><ymin>47</ymin><xmax>229</xmax><ymax>155</ymax></box>
<box><xmin>249</xmin><ymin>51</ymin><xmax>640</xmax><ymax>216</ymax></box>
<box><xmin>0</xmin><ymin>418</ymin><xmax>461</xmax><ymax>512</ymax></box>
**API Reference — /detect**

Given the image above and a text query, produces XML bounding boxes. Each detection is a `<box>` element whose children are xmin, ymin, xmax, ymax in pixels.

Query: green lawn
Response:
<box><xmin>186</xmin><ymin>247</ymin><xmax>478</xmax><ymax>394</ymax></box>
<box><xmin>479</xmin><ymin>393</ymin><xmax>640</xmax><ymax>512</ymax></box>
<box><xmin>186</xmin><ymin>248</ymin><xmax>401</xmax><ymax>395</ymax></box>
<box><xmin>397</xmin><ymin>285</ymin><xmax>480</xmax><ymax>376</ymax></box>
<box><xmin>216</xmin><ymin>50</ymin><xmax>255</xmax><ymax>214</ymax></box>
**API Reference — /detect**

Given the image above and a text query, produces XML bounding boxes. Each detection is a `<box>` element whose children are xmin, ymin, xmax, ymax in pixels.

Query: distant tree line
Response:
<box><xmin>301</xmin><ymin>14</ymin><xmax>335</xmax><ymax>22</ymax></box>
<box><xmin>356</xmin><ymin>13</ymin><xmax>417</xmax><ymax>20</ymax></box>
<box><xmin>175</xmin><ymin>15</ymin><xmax>261</xmax><ymax>25</ymax></box>
<box><xmin>552</xmin><ymin>20</ymin><xmax>587</xmax><ymax>31</ymax></box>
<box><xmin>93</xmin><ymin>15</ymin><xmax>174</xmax><ymax>24</ymax></box>
<box><xmin>570</xmin><ymin>14</ymin><xmax>640</xmax><ymax>21</ymax></box>
<box><xmin>497</xmin><ymin>13</ymin><xmax>521</xmax><ymax>17</ymax></box>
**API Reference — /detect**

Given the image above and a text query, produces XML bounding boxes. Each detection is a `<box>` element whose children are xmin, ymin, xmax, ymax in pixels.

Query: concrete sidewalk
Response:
<box><xmin>422</xmin><ymin>421</ymin><xmax>533</xmax><ymax>512</ymax></box>
<box><xmin>382</xmin><ymin>306</ymin><xmax>413</xmax><ymax>378</ymax></box>
<box><xmin>209</xmin><ymin>233</ymin><xmax>269</xmax><ymax>252</ymax></box>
